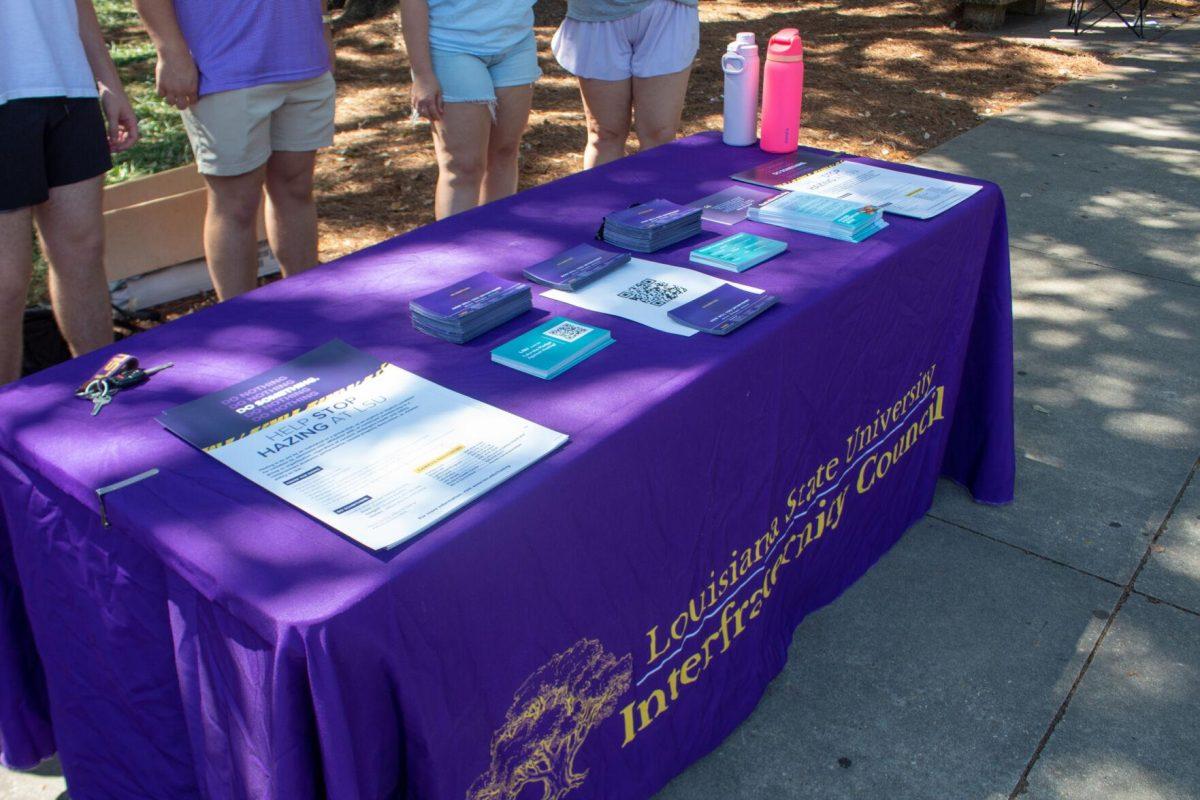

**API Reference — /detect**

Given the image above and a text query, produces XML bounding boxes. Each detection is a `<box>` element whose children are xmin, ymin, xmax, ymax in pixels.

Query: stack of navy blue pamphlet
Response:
<box><xmin>602</xmin><ymin>199</ymin><xmax>703</xmax><ymax>252</ymax></box>
<box><xmin>667</xmin><ymin>284</ymin><xmax>778</xmax><ymax>335</ymax></box>
<box><xmin>410</xmin><ymin>271</ymin><xmax>532</xmax><ymax>344</ymax></box>
<box><xmin>523</xmin><ymin>244</ymin><xmax>631</xmax><ymax>291</ymax></box>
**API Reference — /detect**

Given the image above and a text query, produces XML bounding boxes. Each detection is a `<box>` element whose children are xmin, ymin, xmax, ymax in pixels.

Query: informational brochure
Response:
<box><xmin>522</xmin><ymin>245</ymin><xmax>630</xmax><ymax>290</ymax></box>
<box><xmin>410</xmin><ymin>271</ymin><xmax>532</xmax><ymax>344</ymax></box>
<box><xmin>781</xmin><ymin>161</ymin><xmax>981</xmax><ymax>219</ymax></box>
<box><xmin>748</xmin><ymin>191</ymin><xmax>888</xmax><ymax>242</ymax></box>
<box><xmin>689</xmin><ymin>232</ymin><xmax>788</xmax><ymax>271</ymax></box>
<box><xmin>668</xmin><ymin>284</ymin><xmax>779</xmax><ymax>335</ymax></box>
<box><xmin>687</xmin><ymin>185</ymin><xmax>779</xmax><ymax>225</ymax></box>
<box><xmin>158</xmin><ymin>340</ymin><xmax>568</xmax><ymax>550</ymax></box>
<box><xmin>491</xmin><ymin>317</ymin><xmax>614</xmax><ymax>379</ymax></box>
<box><xmin>543</xmin><ymin>257</ymin><xmax>762</xmax><ymax>337</ymax></box>
<box><xmin>729</xmin><ymin>152</ymin><xmax>845</xmax><ymax>190</ymax></box>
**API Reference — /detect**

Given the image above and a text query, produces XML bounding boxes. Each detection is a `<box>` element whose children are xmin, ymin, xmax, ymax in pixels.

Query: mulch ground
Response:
<box><xmin>315</xmin><ymin>0</ymin><xmax>1114</xmax><ymax>261</ymax></box>
<box><xmin>110</xmin><ymin>0</ymin><xmax>1197</xmax><ymax>327</ymax></box>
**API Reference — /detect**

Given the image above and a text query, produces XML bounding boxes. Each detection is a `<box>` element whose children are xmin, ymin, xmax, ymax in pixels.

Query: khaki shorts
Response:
<box><xmin>182</xmin><ymin>72</ymin><xmax>336</xmax><ymax>176</ymax></box>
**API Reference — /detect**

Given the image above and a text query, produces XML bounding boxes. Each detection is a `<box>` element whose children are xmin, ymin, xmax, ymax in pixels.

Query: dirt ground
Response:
<box><xmin>316</xmin><ymin>0</ymin><xmax>1116</xmax><ymax>263</ymax></box>
<box><xmin>101</xmin><ymin>0</ymin><xmax>1195</xmax><ymax>329</ymax></box>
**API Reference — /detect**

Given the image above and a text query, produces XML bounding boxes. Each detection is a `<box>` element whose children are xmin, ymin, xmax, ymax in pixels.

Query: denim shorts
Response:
<box><xmin>429</xmin><ymin>32</ymin><xmax>541</xmax><ymax>104</ymax></box>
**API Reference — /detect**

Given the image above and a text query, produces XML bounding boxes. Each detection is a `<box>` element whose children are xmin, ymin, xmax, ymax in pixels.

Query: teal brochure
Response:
<box><xmin>748</xmin><ymin>191</ymin><xmax>887</xmax><ymax>243</ymax></box>
<box><xmin>491</xmin><ymin>317</ymin><xmax>613</xmax><ymax>379</ymax></box>
<box><xmin>690</xmin><ymin>233</ymin><xmax>788</xmax><ymax>272</ymax></box>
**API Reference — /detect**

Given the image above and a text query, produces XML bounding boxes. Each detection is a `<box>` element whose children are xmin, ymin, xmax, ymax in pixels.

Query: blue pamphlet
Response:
<box><xmin>411</xmin><ymin>272</ymin><xmax>526</xmax><ymax>320</ymax></box>
<box><xmin>690</xmin><ymin>233</ymin><xmax>788</xmax><ymax>273</ymax></box>
<box><xmin>491</xmin><ymin>317</ymin><xmax>614</xmax><ymax>379</ymax></box>
<box><xmin>604</xmin><ymin>198</ymin><xmax>697</xmax><ymax>230</ymax></box>
<box><xmin>602</xmin><ymin>199</ymin><xmax>703</xmax><ymax>252</ymax></box>
<box><xmin>667</xmin><ymin>284</ymin><xmax>778</xmax><ymax>335</ymax></box>
<box><xmin>410</xmin><ymin>271</ymin><xmax>532</xmax><ymax>343</ymax></box>
<box><xmin>687</xmin><ymin>185</ymin><xmax>779</xmax><ymax>225</ymax></box>
<box><xmin>523</xmin><ymin>244</ymin><xmax>631</xmax><ymax>291</ymax></box>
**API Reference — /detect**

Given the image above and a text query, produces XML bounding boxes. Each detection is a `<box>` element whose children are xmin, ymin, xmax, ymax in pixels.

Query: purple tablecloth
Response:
<box><xmin>0</xmin><ymin>133</ymin><xmax>1013</xmax><ymax>800</ymax></box>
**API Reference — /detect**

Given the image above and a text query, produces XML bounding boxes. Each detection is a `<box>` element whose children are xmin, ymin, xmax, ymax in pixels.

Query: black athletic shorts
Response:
<box><xmin>0</xmin><ymin>97</ymin><xmax>113</xmax><ymax>212</ymax></box>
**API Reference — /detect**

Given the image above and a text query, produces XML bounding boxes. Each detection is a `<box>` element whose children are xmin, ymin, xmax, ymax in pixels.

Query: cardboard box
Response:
<box><xmin>103</xmin><ymin>163</ymin><xmax>267</xmax><ymax>283</ymax></box>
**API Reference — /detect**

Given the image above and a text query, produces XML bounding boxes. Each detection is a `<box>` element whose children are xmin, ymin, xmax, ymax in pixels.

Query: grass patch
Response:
<box><xmin>29</xmin><ymin>0</ymin><xmax>192</xmax><ymax>305</ymax></box>
<box><xmin>94</xmin><ymin>0</ymin><xmax>193</xmax><ymax>183</ymax></box>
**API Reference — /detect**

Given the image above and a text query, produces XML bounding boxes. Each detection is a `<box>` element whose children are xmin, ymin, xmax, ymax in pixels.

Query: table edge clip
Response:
<box><xmin>95</xmin><ymin>468</ymin><xmax>160</xmax><ymax>528</ymax></box>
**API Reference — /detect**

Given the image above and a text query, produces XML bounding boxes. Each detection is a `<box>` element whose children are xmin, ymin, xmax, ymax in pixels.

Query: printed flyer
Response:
<box><xmin>543</xmin><ymin>258</ymin><xmax>763</xmax><ymax>337</ymax></box>
<box><xmin>782</xmin><ymin>161</ymin><xmax>981</xmax><ymax>219</ymax></box>
<box><xmin>159</xmin><ymin>340</ymin><xmax>568</xmax><ymax>550</ymax></box>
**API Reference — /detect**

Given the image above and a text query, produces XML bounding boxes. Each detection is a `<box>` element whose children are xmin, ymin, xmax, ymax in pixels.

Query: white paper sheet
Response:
<box><xmin>543</xmin><ymin>258</ymin><xmax>763</xmax><ymax>337</ymax></box>
<box><xmin>208</xmin><ymin>364</ymin><xmax>568</xmax><ymax>550</ymax></box>
<box><xmin>783</xmin><ymin>161</ymin><xmax>981</xmax><ymax>219</ymax></box>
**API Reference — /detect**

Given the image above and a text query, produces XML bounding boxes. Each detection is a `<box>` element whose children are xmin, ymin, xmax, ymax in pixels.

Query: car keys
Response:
<box><xmin>84</xmin><ymin>379</ymin><xmax>113</xmax><ymax>416</ymax></box>
<box><xmin>78</xmin><ymin>360</ymin><xmax>172</xmax><ymax>417</ymax></box>
<box><xmin>75</xmin><ymin>354</ymin><xmax>137</xmax><ymax>398</ymax></box>
<box><xmin>108</xmin><ymin>362</ymin><xmax>174</xmax><ymax>390</ymax></box>
<box><xmin>90</xmin><ymin>393</ymin><xmax>112</xmax><ymax>416</ymax></box>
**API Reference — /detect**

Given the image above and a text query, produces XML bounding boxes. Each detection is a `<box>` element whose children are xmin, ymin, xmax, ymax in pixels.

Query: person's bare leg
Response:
<box><xmin>264</xmin><ymin>150</ymin><xmax>319</xmax><ymax>277</ymax></box>
<box><xmin>482</xmin><ymin>84</ymin><xmax>533</xmax><ymax>204</ymax></box>
<box><xmin>33</xmin><ymin>176</ymin><xmax>113</xmax><ymax>359</ymax></box>
<box><xmin>632</xmin><ymin>67</ymin><xmax>692</xmax><ymax>153</ymax></box>
<box><xmin>432</xmin><ymin>103</ymin><xmax>492</xmax><ymax>219</ymax></box>
<box><xmin>578</xmin><ymin>77</ymin><xmax>632</xmax><ymax>169</ymax></box>
<box><xmin>0</xmin><ymin>208</ymin><xmax>34</xmax><ymax>385</ymax></box>
<box><xmin>203</xmin><ymin>166</ymin><xmax>267</xmax><ymax>300</ymax></box>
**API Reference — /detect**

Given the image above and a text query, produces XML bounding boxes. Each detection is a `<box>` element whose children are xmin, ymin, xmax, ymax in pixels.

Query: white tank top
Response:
<box><xmin>0</xmin><ymin>0</ymin><xmax>98</xmax><ymax>106</ymax></box>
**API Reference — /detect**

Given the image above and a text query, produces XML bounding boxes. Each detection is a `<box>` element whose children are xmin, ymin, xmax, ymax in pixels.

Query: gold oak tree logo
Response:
<box><xmin>468</xmin><ymin>639</ymin><xmax>633</xmax><ymax>800</ymax></box>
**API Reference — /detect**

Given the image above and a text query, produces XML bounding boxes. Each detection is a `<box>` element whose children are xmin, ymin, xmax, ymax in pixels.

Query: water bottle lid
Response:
<box><xmin>735</xmin><ymin>32</ymin><xmax>756</xmax><ymax>45</ymax></box>
<box><xmin>767</xmin><ymin>28</ymin><xmax>803</xmax><ymax>62</ymax></box>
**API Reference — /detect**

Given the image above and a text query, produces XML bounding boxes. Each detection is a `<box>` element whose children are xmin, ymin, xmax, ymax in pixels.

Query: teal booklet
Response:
<box><xmin>491</xmin><ymin>317</ymin><xmax>613</xmax><ymax>379</ymax></box>
<box><xmin>748</xmin><ymin>191</ymin><xmax>887</xmax><ymax>243</ymax></box>
<box><xmin>690</xmin><ymin>233</ymin><xmax>788</xmax><ymax>272</ymax></box>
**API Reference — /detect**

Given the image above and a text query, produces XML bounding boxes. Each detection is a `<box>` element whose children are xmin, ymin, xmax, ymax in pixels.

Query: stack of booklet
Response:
<box><xmin>748</xmin><ymin>191</ymin><xmax>888</xmax><ymax>243</ymax></box>
<box><xmin>690</xmin><ymin>232</ymin><xmax>788</xmax><ymax>273</ymax></box>
<box><xmin>523</xmin><ymin>244</ymin><xmax>631</xmax><ymax>291</ymax></box>
<box><xmin>410</xmin><ymin>271</ymin><xmax>532</xmax><ymax>344</ymax></box>
<box><xmin>602</xmin><ymin>199</ymin><xmax>703</xmax><ymax>252</ymax></box>
<box><xmin>730</xmin><ymin>151</ymin><xmax>846</xmax><ymax>190</ymax></box>
<box><xmin>491</xmin><ymin>317</ymin><xmax>613</xmax><ymax>379</ymax></box>
<box><xmin>732</xmin><ymin>152</ymin><xmax>980</xmax><ymax>220</ymax></box>
<box><xmin>668</xmin><ymin>284</ymin><xmax>779</xmax><ymax>336</ymax></box>
<box><xmin>687</xmin><ymin>185</ymin><xmax>780</xmax><ymax>225</ymax></box>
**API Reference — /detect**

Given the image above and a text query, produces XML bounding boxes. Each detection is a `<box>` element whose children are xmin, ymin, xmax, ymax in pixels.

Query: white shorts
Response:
<box><xmin>551</xmin><ymin>0</ymin><xmax>700</xmax><ymax>82</ymax></box>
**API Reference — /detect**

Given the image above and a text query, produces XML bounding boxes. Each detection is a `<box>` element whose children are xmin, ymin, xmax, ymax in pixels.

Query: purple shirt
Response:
<box><xmin>174</xmin><ymin>0</ymin><xmax>330</xmax><ymax>96</ymax></box>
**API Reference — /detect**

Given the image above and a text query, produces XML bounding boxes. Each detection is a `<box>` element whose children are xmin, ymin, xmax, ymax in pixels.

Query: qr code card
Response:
<box><xmin>544</xmin><ymin>320</ymin><xmax>593</xmax><ymax>343</ymax></box>
<box><xmin>618</xmin><ymin>278</ymin><xmax>688</xmax><ymax>307</ymax></box>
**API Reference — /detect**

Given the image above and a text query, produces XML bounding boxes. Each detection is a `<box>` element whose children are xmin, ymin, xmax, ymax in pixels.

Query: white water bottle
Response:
<box><xmin>722</xmin><ymin>32</ymin><xmax>760</xmax><ymax>146</ymax></box>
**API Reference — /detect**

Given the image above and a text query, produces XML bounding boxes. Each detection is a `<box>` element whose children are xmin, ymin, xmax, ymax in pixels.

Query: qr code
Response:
<box><xmin>544</xmin><ymin>320</ymin><xmax>593</xmax><ymax>343</ymax></box>
<box><xmin>618</xmin><ymin>278</ymin><xmax>688</xmax><ymax>307</ymax></box>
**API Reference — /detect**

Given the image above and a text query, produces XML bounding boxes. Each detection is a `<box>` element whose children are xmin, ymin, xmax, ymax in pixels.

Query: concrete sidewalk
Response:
<box><xmin>4</xmin><ymin>16</ymin><xmax>1198</xmax><ymax>800</ymax></box>
<box><xmin>657</xmin><ymin>15</ymin><xmax>1200</xmax><ymax>800</ymax></box>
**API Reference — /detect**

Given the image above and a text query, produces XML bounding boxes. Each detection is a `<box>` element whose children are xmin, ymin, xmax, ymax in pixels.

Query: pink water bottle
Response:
<box><xmin>759</xmin><ymin>29</ymin><xmax>805</xmax><ymax>154</ymax></box>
